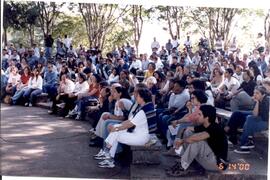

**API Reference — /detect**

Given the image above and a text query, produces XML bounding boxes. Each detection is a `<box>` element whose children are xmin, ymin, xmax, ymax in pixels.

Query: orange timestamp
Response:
<box><xmin>218</xmin><ymin>162</ymin><xmax>251</xmax><ymax>171</ymax></box>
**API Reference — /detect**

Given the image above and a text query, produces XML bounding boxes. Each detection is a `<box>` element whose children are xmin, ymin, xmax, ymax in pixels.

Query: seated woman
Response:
<box><xmin>225</xmin><ymin>86</ymin><xmax>269</xmax><ymax>149</ymax></box>
<box><xmin>23</xmin><ymin>68</ymin><xmax>43</xmax><ymax>107</ymax></box>
<box><xmin>164</xmin><ymin>90</ymin><xmax>208</xmax><ymax>154</ymax></box>
<box><xmin>233</xmin><ymin>86</ymin><xmax>269</xmax><ymax>154</ymax></box>
<box><xmin>5</xmin><ymin>66</ymin><xmax>21</xmax><ymax>99</ymax></box>
<box><xmin>214</xmin><ymin>68</ymin><xmax>240</xmax><ymax>108</ymax></box>
<box><xmin>210</xmin><ymin>67</ymin><xmax>224</xmax><ymax>90</ymax></box>
<box><xmin>11</xmin><ymin>66</ymin><xmax>31</xmax><ymax>105</ymax></box>
<box><xmin>144</xmin><ymin>62</ymin><xmax>156</xmax><ymax>79</ymax></box>
<box><xmin>89</xmin><ymin>84</ymin><xmax>132</xmax><ymax>146</ymax></box>
<box><xmin>145</xmin><ymin>76</ymin><xmax>158</xmax><ymax>105</ymax></box>
<box><xmin>94</xmin><ymin>88</ymin><xmax>152</xmax><ymax>168</ymax></box>
<box><xmin>68</xmin><ymin>74</ymin><xmax>102</xmax><ymax>120</ymax></box>
<box><xmin>88</xmin><ymin>85</ymin><xmax>111</xmax><ymax>128</ymax></box>
<box><xmin>107</xmin><ymin>67</ymin><xmax>120</xmax><ymax>85</ymax></box>
<box><xmin>229</xmin><ymin>69</ymin><xmax>257</xmax><ymax>111</ymax></box>
<box><xmin>48</xmin><ymin>73</ymin><xmax>75</xmax><ymax>114</ymax></box>
<box><xmin>60</xmin><ymin>72</ymin><xmax>89</xmax><ymax>117</ymax></box>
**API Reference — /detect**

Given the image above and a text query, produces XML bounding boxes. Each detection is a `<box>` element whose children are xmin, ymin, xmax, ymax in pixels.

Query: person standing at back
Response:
<box><xmin>44</xmin><ymin>34</ymin><xmax>54</xmax><ymax>59</ymax></box>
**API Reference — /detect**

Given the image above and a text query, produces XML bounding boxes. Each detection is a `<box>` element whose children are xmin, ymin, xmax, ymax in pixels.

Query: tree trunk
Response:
<box><xmin>28</xmin><ymin>26</ymin><xmax>35</xmax><ymax>46</ymax></box>
<box><xmin>3</xmin><ymin>27</ymin><xmax>7</xmax><ymax>47</ymax></box>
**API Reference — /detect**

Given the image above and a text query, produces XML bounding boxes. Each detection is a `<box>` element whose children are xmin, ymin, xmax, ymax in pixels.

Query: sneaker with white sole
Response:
<box><xmin>98</xmin><ymin>159</ymin><xmax>115</xmax><ymax>168</ymax></box>
<box><xmin>240</xmin><ymin>140</ymin><xmax>255</xmax><ymax>149</ymax></box>
<box><xmin>94</xmin><ymin>149</ymin><xmax>105</xmax><ymax>158</ymax></box>
<box><xmin>94</xmin><ymin>151</ymin><xmax>111</xmax><ymax>160</ymax></box>
<box><xmin>29</xmin><ymin>103</ymin><xmax>33</xmax><ymax>107</ymax></box>
<box><xmin>56</xmin><ymin>103</ymin><xmax>65</xmax><ymax>108</ymax></box>
<box><xmin>234</xmin><ymin>148</ymin><xmax>250</xmax><ymax>154</ymax></box>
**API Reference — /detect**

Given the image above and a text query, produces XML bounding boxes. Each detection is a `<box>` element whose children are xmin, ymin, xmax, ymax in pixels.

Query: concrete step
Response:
<box><xmin>36</xmin><ymin>101</ymin><xmax>52</xmax><ymax>110</ymax></box>
<box><xmin>130</xmin><ymin>148</ymin><xmax>267</xmax><ymax>179</ymax></box>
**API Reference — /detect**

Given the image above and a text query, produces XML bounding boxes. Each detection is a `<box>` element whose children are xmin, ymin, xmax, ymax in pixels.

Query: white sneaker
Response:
<box><xmin>89</xmin><ymin>128</ymin><xmax>95</xmax><ymax>133</ymax></box>
<box><xmin>94</xmin><ymin>151</ymin><xmax>111</xmax><ymax>160</ymax></box>
<box><xmin>29</xmin><ymin>103</ymin><xmax>33</xmax><ymax>107</ymax></box>
<box><xmin>69</xmin><ymin>109</ymin><xmax>77</xmax><ymax>116</ymax></box>
<box><xmin>56</xmin><ymin>103</ymin><xmax>65</xmax><ymax>108</ymax></box>
<box><xmin>94</xmin><ymin>149</ymin><xmax>105</xmax><ymax>157</ymax></box>
<box><xmin>98</xmin><ymin>159</ymin><xmax>115</xmax><ymax>168</ymax></box>
<box><xmin>25</xmin><ymin>103</ymin><xmax>29</xmax><ymax>107</ymax></box>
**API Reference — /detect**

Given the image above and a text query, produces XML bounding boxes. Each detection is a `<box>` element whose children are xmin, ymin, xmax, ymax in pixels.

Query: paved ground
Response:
<box><xmin>0</xmin><ymin>104</ymin><xmax>129</xmax><ymax>179</ymax></box>
<box><xmin>0</xmin><ymin>103</ymin><xmax>268</xmax><ymax>180</ymax></box>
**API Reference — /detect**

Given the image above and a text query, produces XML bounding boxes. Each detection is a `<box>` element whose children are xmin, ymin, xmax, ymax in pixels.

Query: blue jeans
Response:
<box><xmin>240</xmin><ymin>115</ymin><xmax>268</xmax><ymax>146</ymax></box>
<box><xmin>102</xmin><ymin>120</ymin><xmax>122</xmax><ymax>139</ymax></box>
<box><xmin>23</xmin><ymin>88</ymin><xmax>42</xmax><ymax>104</ymax></box>
<box><xmin>157</xmin><ymin>110</ymin><xmax>187</xmax><ymax>137</ymax></box>
<box><xmin>12</xmin><ymin>87</ymin><xmax>27</xmax><ymax>104</ymax></box>
<box><xmin>166</xmin><ymin>122</ymin><xmax>193</xmax><ymax>147</ymax></box>
<box><xmin>227</xmin><ymin>111</ymin><xmax>252</xmax><ymax>144</ymax></box>
<box><xmin>76</xmin><ymin>96</ymin><xmax>98</xmax><ymax>120</ymax></box>
<box><xmin>45</xmin><ymin>47</ymin><xmax>52</xmax><ymax>59</ymax></box>
<box><xmin>43</xmin><ymin>84</ymin><xmax>58</xmax><ymax>99</ymax></box>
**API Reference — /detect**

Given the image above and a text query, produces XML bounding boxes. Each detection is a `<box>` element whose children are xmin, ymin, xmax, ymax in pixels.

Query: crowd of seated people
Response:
<box><xmin>1</xmin><ymin>34</ymin><xmax>269</xmax><ymax>176</ymax></box>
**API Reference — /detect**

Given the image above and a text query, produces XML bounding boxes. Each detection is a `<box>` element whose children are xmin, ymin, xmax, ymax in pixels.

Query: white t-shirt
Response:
<box><xmin>171</xmin><ymin>39</ymin><xmax>179</xmax><ymax>48</ymax></box>
<box><xmin>151</xmin><ymin>41</ymin><xmax>160</xmax><ymax>50</ymax></box>
<box><xmin>8</xmin><ymin>73</ymin><xmax>21</xmax><ymax>86</ymax></box>
<box><xmin>129</xmin><ymin>60</ymin><xmax>142</xmax><ymax>70</ymax></box>
<box><xmin>73</xmin><ymin>81</ymin><xmax>89</xmax><ymax>96</ymax></box>
<box><xmin>168</xmin><ymin>89</ymin><xmax>190</xmax><ymax>109</ymax></box>
<box><xmin>215</xmin><ymin>40</ymin><xmax>224</xmax><ymax>50</ymax></box>
<box><xmin>34</xmin><ymin>47</ymin><xmax>40</xmax><ymax>58</ymax></box>
<box><xmin>114</xmin><ymin>98</ymin><xmax>133</xmax><ymax>116</ymax></box>
<box><xmin>61</xmin><ymin>79</ymin><xmax>75</xmax><ymax>94</ymax></box>
<box><xmin>223</xmin><ymin>77</ymin><xmax>240</xmax><ymax>94</ymax></box>
<box><xmin>205</xmin><ymin>90</ymin><xmax>214</xmax><ymax>106</ymax></box>
<box><xmin>184</xmin><ymin>40</ymin><xmax>192</xmax><ymax>47</ymax></box>
<box><xmin>130</xmin><ymin>109</ymin><xmax>149</xmax><ymax>135</ymax></box>
<box><xmin>108</xmin><ymin>74</ymin><xmax>119</xmax><ymax>84</ymax></box>
<box><xmin>28</xmin><ymin>76</ymin><xmax>43</xmax><ymax>90</ymax></box>
<box><xmin>64</xmin><ymin>38</ymin><xmax>72</xmax><ymax>49</ymax></box>
<box><xmin>155</xmin><ymin>59</ymin><xmax>164</xmax><ymax>70</ymax></box>
<box><xmin>233</xmin><ymin>73</ymin><xmax>243</xmax><ymax>84</ymax></box>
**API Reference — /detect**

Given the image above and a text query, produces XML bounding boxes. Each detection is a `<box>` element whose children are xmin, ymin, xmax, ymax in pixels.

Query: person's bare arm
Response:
<box><xmin>108</xmin><ymin>120</ymin><xmax>134</xmax><ymax>132</ymax></box>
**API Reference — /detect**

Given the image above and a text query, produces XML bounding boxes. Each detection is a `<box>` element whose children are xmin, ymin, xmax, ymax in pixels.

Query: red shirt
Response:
<box><xmin>21</xmin><ymin>74</ymin><xmax>30</xmax><ymax>84</ymax></box>
<box><xmin>89</xmin><ymin>83</ymin><xmax>100</xmax><ymax>98</ymax></box>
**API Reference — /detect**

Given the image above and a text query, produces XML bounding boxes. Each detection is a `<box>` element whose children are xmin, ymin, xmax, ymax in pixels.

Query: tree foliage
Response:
<box><xmin>265</xmin><ymin>9</ymin><xmax>270</xmax><ymax>47</ymax></box>
<box><xmin>36</xmin><ymin>1</ymin><xmax>64</xmax><ymax>36</ymax></box>
<box><xmin>3</xmin><ymin>1</ymin><xmax>39</xmax><ymax>46</ymax></box>
<box><xmin>52</xmin><ymin>15</ymin><xmax>88</xmax><ymax>47</ymax></box>
<box><xmin>156</xmin><ymin>6</ymin><xmax>187</xmax><ymax>39</ymax></box>
<box><xmin>78</xmin><ymin>3</ymin><xmax>130</xmax><ymax>49</ymax></box>
<box><xmin>122</xmin><ymin>5</ymin><xmax>152</xmax><ymax>55</ymax></box>
<box><xmin>190</xmin><ymin>7</ymin><xmax>240</xmax><ymax>49</ymax></box>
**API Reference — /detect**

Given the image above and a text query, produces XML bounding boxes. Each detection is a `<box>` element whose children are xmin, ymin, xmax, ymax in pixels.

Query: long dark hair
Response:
<box><xmin>115</xmin><ymin>86</ymin><xmax>131</xmax><ymax>99</ymax></box>
<box><xmin>137</xmin><ymin>88</ymin><xmax>152</xmax><ymax>103</ymax></box>
<box><xmin>31</xmin><ymin>68</ymin><xmax>40</xmax><ymax>79</ymax></box>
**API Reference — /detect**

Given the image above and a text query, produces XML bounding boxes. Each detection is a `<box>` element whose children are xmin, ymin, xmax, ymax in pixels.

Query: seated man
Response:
<box><xmin>157</xmin><ymin>79</ymin><xmax>190</xmax><ymax>138</ymax></box>
<box><xmin>166</xmin><ymin>105</ymin><xmax>228</xmax><ymax>176</ymax></box>
<box><xmin>43</xmin><ymin>62</ymin><xmax>58</xmax><ymax>100</ymax></box>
